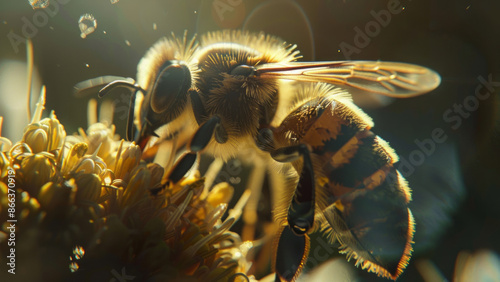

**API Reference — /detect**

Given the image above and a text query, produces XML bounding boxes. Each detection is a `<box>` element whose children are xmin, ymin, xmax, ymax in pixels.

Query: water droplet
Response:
<box><xmin>153</xmin><ymin>23</ymin><xmax>157</xmax><ymax>30</ymax></box>
<box><xmin>110</xmin><ymin>0</ymin><xmax>119</xmax><ymax>3</ymax></box>
<box><xmin>194</xmin><ymin>10</ymin><xmax>197</xmax><ymax>14</ymax></box>
<box><xmin>85</xmin><ymin>64</ymin><xmax>90</xmax><ymax>68</ymax></box>
<box><xmin>103</xmin><ymin>30</ymin><xmax>107</xmax><ymax>34</ymax></box>
<box><xmin>69</xmin><ymin>262</ymin><xmax>79</xmax><ymax>272</ymax></box>
<box><xmin>73</xmin><ymin>245</ymin><xmax>85</xmax><ymax>259</ymax></box>
<box><xmin>125</xmin><ymin>40</ymin><xmax>131</xmax><ymax>46</ymax></box>
<box><xmin>29</xmin><ymin>0</ymin><xmax>49</xmax><ymax>9</ymax></box>
<box><xmin>79</xmin><ymin>14</ymin><xmax>97</xmax><ymax>39</ymax></box>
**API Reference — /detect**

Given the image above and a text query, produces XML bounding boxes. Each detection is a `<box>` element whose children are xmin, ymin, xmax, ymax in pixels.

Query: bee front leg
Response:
<box><xmin>188</xmin><ymin>113</ymin><xmax>231</xmax><ymax>154</ymax></box>
<box><xmin>164</xmin><ymin>152</ymin><xmax>197</xmax><ymax>184</ymax></box>
<box><xmin>189</xmin><ymin>89</ymin><xmax>228</xmax><ymax>144</ymax></box>
<box><xmin>189</xmin><ymin>89</ymin><xmax>207</xmax><ymax>126</ymax></box>
<box><xmin>163</xmin><ymin>114</ymin><xmax>226</xmax><ymax>185</ymax></box>
<box><xmin>271</xmin><ymin>144</ymin><xmax>315</xmax><ymax>281</ymax></box>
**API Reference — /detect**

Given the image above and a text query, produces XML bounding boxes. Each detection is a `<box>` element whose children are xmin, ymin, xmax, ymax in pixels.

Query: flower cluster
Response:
<box><xmin>0</xmin><ymin>94</ymin><xmax>252</xmax><ymax>282</ymax></box>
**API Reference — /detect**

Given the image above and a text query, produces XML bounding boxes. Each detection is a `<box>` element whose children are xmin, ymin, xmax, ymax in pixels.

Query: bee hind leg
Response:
<box><xmin>271</xmin><ymin>144</ymin><xmax>315</xmax><ymax>281</ymax></box>
<box><xmin>271</xmin><ymin>144</ymin><xmax>315</xmax><ymax>236</ymax></box>
<box><xmin>274</xmin><ymin>224</ymin><xmax>310</xmax><ymax>282</ymax></box>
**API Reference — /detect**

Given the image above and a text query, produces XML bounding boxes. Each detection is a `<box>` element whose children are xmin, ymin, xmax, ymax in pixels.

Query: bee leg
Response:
<box><xmin>256</xmin><ymin>128</ymin><xmax>275</xmax><ymax>152</ymax></box>
<box><xmin>188</xmin><ymin>115</ymin><xmax>222</xmax><ymax>152</ymax></box>
<box><xmin>189</xmin><ymin>90</ymin><xmax>228</xmax><ymax>144</ymax></box>
<box><xmin>271</xmin><ymin>144</ymin><xmax>315</xmax><ymax>235</ymax></box>
<box><xmin>189</xmin><ymin>89</ymin><xmax>207</xmax><ymax>126</ymax></box>
<box><xmin>274</xmin><ymin>225</ymin><xmax>310</xmax><ymax>282</ymax></box>
<box><xmin>271</xmin><ymin>144</ymin><xmax>315</xmax><ymax>281</ymax></box>
<box><xmin>163</xmin><ymin>114</ymin><xmax>226</xmax><ymax>187</ymax></box>
<box><xmin>165</xmin><ymin>152</ymin><xmax>197</xmax><ymax>184</ymax></box>
<box><xmin>97</xmin><ymin>79</ymin><xmax>142</xmax><ymax>98</ymax></box>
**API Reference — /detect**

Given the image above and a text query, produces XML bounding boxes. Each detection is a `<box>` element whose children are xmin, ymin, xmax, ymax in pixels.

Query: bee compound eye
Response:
<box><xmin>230</xmin><ymin>65</ymin><xmax>256</xmax><ymax>77</ymax></box>
<box><xmin>150</xmin><ymin>61</ymin><xmax>192</xmax><ymax>113</ymax></box>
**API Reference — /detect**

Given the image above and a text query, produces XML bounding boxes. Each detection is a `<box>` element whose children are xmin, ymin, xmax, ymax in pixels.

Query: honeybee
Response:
<box><xmin>74</xmin><ymin>30</ymin><xmax>440</xmax><ymax>281</ymax></box>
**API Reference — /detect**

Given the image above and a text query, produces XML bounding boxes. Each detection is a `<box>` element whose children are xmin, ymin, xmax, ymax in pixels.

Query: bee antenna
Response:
<box><xmin>98</xmin><ymin>79</ymin><xmax>143</xmax><ymax>98</ymax></box>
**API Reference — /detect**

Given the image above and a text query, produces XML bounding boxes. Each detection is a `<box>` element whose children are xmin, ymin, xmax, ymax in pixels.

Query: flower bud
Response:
<box><xmin>0</xmin><ymin>151</ymin><xmax>10</xmax><ymax>178</ymax></box>
<box><xmin>115</xmin><ymin>143</ymin><xmax>141</xmax><ymax>182</ymax></box>
<box><xmin>23</xmin><ymin>126</ymin><xmax>48</xmax><ymax>153</ymax></box>
<box><xmin>22</xmin><ymin>112</ymin><xmax>66</xmax><ymax>154</ymax></box>
<box><xmin>75</xmin><ymin>173</ymin><xmax>102</xmax><ymax>205</ymax></box>
<box><xmin>0</xmin><ymin>136</ymin><xmax>12</xmax><ymax>152</ymax></box>
<box><xmin>42</xmin><ymin>112</ymin><xmax>66</xmax><ymax>152</ymax></box>
<box><xmin>61</xmin><ymin>142</ymin><xmax>88</xmax><ymax>176</ymax></box>
<box><xmin>20</xmin><ymin>153</ymin><xmax>55</xmax><ymax>196</ymax></box>
<box><xmin>147</xmin><ymin>163</ymin><xmax>164</xmax><ymax>189</ymax></box>
<box><xmin>121</xmin><ymin>165</ymin><xmax>150</xmax><ymax>208</ymax></box>
<box><xmin>86</xmin><ymin>122</ymin><xmax>116</xmax><ymax>166</ymax></box>
<box><xmin>73</xmin><ymin>146</ymin><xmax>107</xmax><ymax>177</ymax></box>
<box><xmin>37</xmin><ymin>180</ymin><xmax>76</xmax><ymax>213</ymax></box>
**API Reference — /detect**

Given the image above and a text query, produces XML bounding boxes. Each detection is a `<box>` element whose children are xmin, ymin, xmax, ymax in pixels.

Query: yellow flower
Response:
<box><xmin>0</xmin><ymin>79</ymin><xmax>253</xmax><ymax>282</ymax></box>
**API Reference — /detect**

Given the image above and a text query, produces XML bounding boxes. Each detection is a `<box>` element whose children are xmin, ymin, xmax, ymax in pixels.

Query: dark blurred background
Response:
<box><xmin>1</xmin><ymin>0</ymin><xmax>499</xmax><ymax>281</ymax></box>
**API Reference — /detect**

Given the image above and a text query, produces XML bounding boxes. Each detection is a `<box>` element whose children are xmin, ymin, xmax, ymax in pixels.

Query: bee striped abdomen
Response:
<box><xmin>326</xmin><ymin>131</ymin><xmax>394</xmax><ymax>190</ymax></box>
<box><xmin>274</xmin><ymin>85</ymin><xmax>414</xmax><ymax>280</ymax></box>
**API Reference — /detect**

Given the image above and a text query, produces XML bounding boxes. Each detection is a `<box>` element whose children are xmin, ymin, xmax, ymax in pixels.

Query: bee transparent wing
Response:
<box><xmin>73</xmin><ymin>76</ymin><xmax>135</xmax><ymax>97</ymax></box>
<box><xmin>256</xmin><ymin>61</ymin><xmax>441</xmax><ymax>97</ymax></box>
